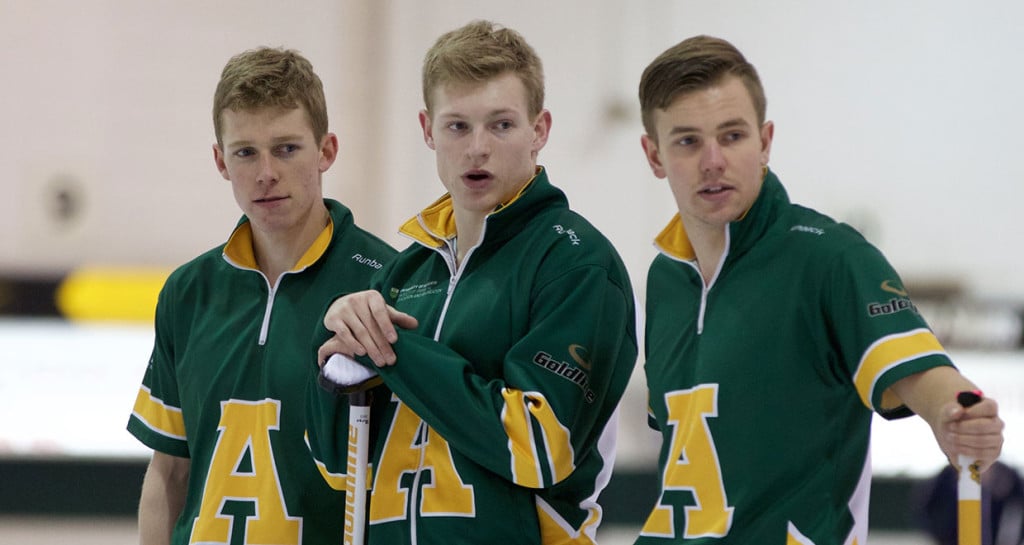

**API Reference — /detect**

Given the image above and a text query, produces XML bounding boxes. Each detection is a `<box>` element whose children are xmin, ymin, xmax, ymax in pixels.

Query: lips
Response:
<box><xmin>462</xmin><ymin>170</ymin><xmax>494</xmax><ymax>189</ymax></box>
<box><xmin>254</xmin><ymin>195</ymin><xmax>287</xmax><ymax>203</ymax></box>
<box><xmin>463</xmin><ymin>169</ymin><xmax>493</xmax><ymax>182</ymax></box>
<box><xmin>698</xmin><ymin>184</ymin><xmax>732</xmax><ymax>195</ymax></box>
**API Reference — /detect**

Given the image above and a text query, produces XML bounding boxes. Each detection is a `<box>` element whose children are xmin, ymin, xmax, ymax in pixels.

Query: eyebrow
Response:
<box><xmin>226</xmin><ymin>134</ymin><xmax>306</xmax><ymax>149</ymax></box>
<box><xmin>438</xmin><ymin>107</ymin><xmax>520</xmax><ymax>120</ymax></box>
<box><xmin>667</xmin><ymin>117</ymin><xmax>751</xmax><ymax>136</ymax></box>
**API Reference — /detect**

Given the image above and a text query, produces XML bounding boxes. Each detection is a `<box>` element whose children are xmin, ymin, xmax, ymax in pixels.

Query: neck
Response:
<box><xmin>253</xmin><ymin>204</ymin><xmax>329</xmax><ymax>284</ymax></box>
<box><xmin>452</xmin><ymin>210</ymin><xmax>486</xmax><ymax>268</ymax></box>
<box><xmin>684</xmin><ymin>221</ymin><xmax>727</xmax><ymax>285</ymax></box>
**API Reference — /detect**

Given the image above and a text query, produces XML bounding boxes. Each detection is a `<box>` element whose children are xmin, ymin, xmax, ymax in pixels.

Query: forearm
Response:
<box><xmin>138</xmin><ymin>452</ymin><xmax>190</xmax><ymax>545</ymax></box>
<box><xmin>889</xmin><ymin>365</ymin><xmax>1003</xmax><ymax>471</ymax></box>
<box><xmin>889</xmin><ymin>365</ymin><xmax>974</xmax><ymax>428</ymax></box>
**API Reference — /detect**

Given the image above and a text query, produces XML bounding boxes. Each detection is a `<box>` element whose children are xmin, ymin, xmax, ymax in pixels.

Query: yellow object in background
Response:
<box><xmin>56</xmin><ymin>266</ymin><xmax>171</xmax><ymax>323</ymax></box>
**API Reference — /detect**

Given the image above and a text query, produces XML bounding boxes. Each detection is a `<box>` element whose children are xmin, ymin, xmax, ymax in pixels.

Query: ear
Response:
<box><xmin>531</xmin><ymin>109</ymin><xmax>552</xmax><ymax>154</ymax></box>
<box><xmin>759</xmin><ymin>120</ymin><xmax>774</xmax><ymax>166</ymax></box>
<box><xmin>419</xmin><ymin>110</ymin><xmax>435</xmax><ymax>150</ymax></box>
<box><xmin>213</xmin><ymin>143</ymin><xmax>230</xmax><ymax>181</ymax></box>
<box><xmin>640</xmin><ymin>134</ymin><xmax>667</xmax><ymax>179</ymax></box>
<box><xmin>319</xmin><ymin>132</ymin><xmax>339</xmax><ymax>173</ymax></box>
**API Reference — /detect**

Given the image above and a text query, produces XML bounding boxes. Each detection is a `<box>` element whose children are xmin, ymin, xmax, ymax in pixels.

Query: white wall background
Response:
<box><xmin>2</xmin><ymin>0</ymin><xmax>1023</xmax><ymax>305</ymax></box>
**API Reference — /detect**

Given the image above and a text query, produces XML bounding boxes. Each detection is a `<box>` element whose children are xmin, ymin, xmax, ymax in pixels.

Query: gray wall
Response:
<box><xmin>3</xmin><ymin>0</ymin><xmax>1022</xmax><ymax>303</ymax></box>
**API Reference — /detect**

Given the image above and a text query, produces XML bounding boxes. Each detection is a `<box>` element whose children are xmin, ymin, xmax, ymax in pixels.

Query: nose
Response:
<box><xmin>467</xmin><ymin>129</ymin><xmax>491</xmax><ymax>160</ymax></box>
<box><xmin>700</xmin><ymin>142</ymin><xmax>726</xmax><ymax>176</ymax></box>
<box><xmin>256</xmin><ymin>154</ymin><xmax>279</xmax><ymax>184</ymax></box>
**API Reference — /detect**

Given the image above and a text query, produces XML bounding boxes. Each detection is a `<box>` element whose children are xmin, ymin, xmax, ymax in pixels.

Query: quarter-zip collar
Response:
<box><xmin>398</xmin><ymin>166</ymin><xmax>564</xmax><ymax>252</ymax></box>
<box><xmin>397</xmin><ymin>167</ymin><xmax>568</xmax><ymax>342</ymax></box>
<box><xmin>222</xmin><ymin>216</ymin><xmax>334</xmax><ymax>273</ymax></box>
<box><xmin>653</xmin><ymin>168</ymin><xmax>787</xmax><ymax>265</ymax></box>
<box><xmin>221</xmin><ymin>200</ymin><xmax>345</xmax><ymax>345</ymax></box>
<box><xmin>652</xmin><ymin>169</ymin><xmax>788</xmax><ymax>334</ymax></box>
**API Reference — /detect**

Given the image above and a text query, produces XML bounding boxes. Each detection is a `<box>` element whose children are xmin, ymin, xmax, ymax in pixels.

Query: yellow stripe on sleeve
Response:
<box><xmin>501</xmin><ymin>388</ymin><xmax>576</xmax><ymax>487</ymax></box>
<box><xmin>131</xmin><ymin>386</ymin><xmax>186</xmax><ymax>440</ymax></box>
<box><xmin>527</xmin><ymin>394</ymin><xmax>576</xmax><ymax>483</ymax></box>
<box><xmin>853</xmin><ymin>329</ymin><xmax>946</xmax><ymax>410</ymax></box>
<box><xmin>501</xmin><ymin>388</ymin><xmax>543</xmax><ymax>488</ymax></box>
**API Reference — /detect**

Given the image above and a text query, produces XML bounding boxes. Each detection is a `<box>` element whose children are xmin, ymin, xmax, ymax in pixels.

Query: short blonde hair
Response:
<box><xmin>212</xmin><ymin>47</ymin><xmax>328</xmax><ymax>146</ymax></box>
<box><xmin>422</xmin><ymin>20</ymin><xmax>545</xmax><ymax>117</ymax></box>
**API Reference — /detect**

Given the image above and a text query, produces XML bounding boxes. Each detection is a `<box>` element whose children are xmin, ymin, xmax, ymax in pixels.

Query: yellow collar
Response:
<box><xmin>223</xmin><ymin>219</ymin><xmax>334</xmax><ymax>272</ymax></box>
<box><xmin>653</xmin><ymin>214</ymin><xmax>697</xmax><ymax>261</ymax></box>
<box><xmin>399</xmin><ymin>169</ymin><xmax>541</xmax><ymax>246</ymax></box>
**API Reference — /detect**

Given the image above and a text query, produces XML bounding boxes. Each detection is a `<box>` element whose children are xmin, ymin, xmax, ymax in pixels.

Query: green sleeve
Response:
<box><xmin>371</xmin><ymin>264</ymin><xmax>636</xmax><ymax>489</ymax></box>
<box><xmin>126</xmin><ymin>277</ymin><xmax>190</xmax><ymax>457</ymax></box>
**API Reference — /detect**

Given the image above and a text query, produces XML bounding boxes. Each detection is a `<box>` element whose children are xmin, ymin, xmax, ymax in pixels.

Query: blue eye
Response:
<box><xmin>234</xmin><ymin>147</ymin><xmax>256</xmax><ymax>158</ymax></box>
<box><xmin>720</xmin><ymin>131</ymin><xmax>748</xmax><ymax>145</ymax></box>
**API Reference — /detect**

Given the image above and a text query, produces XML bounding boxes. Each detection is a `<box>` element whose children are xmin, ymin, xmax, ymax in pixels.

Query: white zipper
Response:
<box><xmin>696</xmin><ymin>227</ymin><xmax>731</xmax><ymax>335</ymax></box>
<box><xmin>429</xmin><ymin>228</ymin><xmax>483</xmax><ymax>342</ymax></box>
<box><xmin>256</xmin><ymin>273</ymin><xmax>295</xmax><ymax>345</ymax></box>
<box><xmin>222</xmin><ymin>254</ymin><xmax>294</xmax><ymax>346</ymax></box>
<box><xmin>667</xmin><ymin>226</ymin><xmax>730</xmax><ymax>336</ymax></box>
<box><xmin>258</xmin><ymin>278</ymin><xmax>276</xmax><ymax>345</ymax></box>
